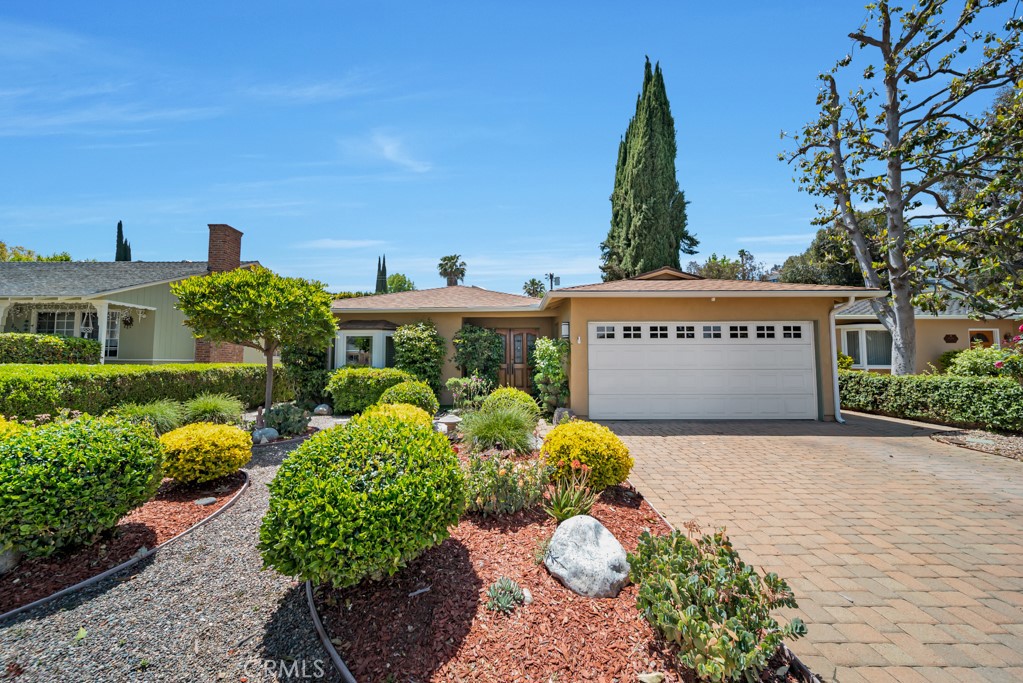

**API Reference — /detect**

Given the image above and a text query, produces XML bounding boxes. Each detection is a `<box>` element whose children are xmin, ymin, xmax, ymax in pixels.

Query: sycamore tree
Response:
<box><xmin>171</xmin><ymin>266</ymin><xmax>336</xmax><ymax>425</ymax></box>
<box><xmin>786</xmin><ymin>0</ymin><xmax>1023</xmax><ymax>374</ymax></box>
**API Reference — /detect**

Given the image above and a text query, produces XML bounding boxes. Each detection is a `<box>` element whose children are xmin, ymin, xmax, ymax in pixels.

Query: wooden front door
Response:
<box><xmin>495</xmin><ymin>329</ymin><xmax>538</xmax><ymax>392</ymax></box>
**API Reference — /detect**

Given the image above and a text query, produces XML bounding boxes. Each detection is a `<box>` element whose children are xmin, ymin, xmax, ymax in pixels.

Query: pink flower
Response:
<box><xmin>1019</xmin><ymin>324</ymin><xmax>1023</xmax><ymax>332</ymax></box>
<box><xmin>995</xmin><ymin>361</ymin><xmax>1005</xmax><ymax>369</ymax></box>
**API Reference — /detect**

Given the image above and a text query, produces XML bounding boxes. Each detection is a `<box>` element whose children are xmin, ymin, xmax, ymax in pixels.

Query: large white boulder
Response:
<box><xmin>544</xmin><ymin>514</ymin><xmax>630</xmax><ymax>598</ymax></box>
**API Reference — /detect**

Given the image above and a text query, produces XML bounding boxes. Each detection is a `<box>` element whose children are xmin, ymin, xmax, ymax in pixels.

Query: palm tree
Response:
<box><xmin>438</xmin><ymin>254</ymin><xmax>467</xmax><ymax>286</ymax></box>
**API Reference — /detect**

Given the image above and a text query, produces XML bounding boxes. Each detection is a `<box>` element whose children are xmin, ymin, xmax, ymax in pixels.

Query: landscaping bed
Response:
<box><xmin>0</xmin><ymin>472</ymin><xmax>245</xmax><ymax>614</ymax></box>
<box><xmin>931</xmin><ymin>428</ymin><xmax>1023</xmax><ymax>462</ymax></box>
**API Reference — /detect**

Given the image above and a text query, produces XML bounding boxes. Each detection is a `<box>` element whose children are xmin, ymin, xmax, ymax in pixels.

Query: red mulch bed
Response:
<box><xmin>317</xmin><ymin>486</ymin><xmax>675</xmax><ymax>682</ymax></box>
<box><xmin>0</xmin><ymin>472</ymin><xmax>246</xmax><ymax>614</ymax></box>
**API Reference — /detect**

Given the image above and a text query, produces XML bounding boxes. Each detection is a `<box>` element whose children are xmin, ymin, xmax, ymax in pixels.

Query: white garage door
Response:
<box><xmin>587</xmin><ymin>321</ymin><xmax>818</xmax><ymax>420</ymax></box>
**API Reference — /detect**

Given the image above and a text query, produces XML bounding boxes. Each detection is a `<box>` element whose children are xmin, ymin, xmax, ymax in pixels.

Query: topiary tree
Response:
<box><xmin>393</xmin><ymin>321</ymin><xmax>446</xmax><ymax>396</ymax></box>
<box><xmin>377</xmin><ymin>379</ymin><xmax>440</xmax><ymax>416</ymax></box>
<box><xmin>171</xmin><ymin>266</ymin><xmax>336</xmax><ymax>426</ymax></box>
<box><xmin>452</xmin><ymin>324</ymin><xmax>503</xmax><ymax>386</ymax></box>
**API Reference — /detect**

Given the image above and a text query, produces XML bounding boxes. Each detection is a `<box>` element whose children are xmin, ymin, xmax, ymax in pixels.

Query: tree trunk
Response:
<box><xmin>887</xmin><ymin>279</ymin><xmax>917</xmax><ymax>375</ymax></box>
<box><xmin>261</xmin><ymin>348</ymin><xmax>275</xmax><ymax>428</ymax></box>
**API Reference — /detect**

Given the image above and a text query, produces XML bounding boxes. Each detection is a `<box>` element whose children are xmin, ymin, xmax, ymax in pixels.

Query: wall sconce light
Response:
<box><xmin>561</xmin><ymin>321</ymin><xmax>570</xmax><ymax>339</ymax></box>
<box><xmin>577</xmin><ymin>336</ymin><xmax>582</xmax><ymax>344</ymax></box>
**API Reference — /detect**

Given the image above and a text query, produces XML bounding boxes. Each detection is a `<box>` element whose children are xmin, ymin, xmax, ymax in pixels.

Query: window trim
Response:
<box><xmin>32</xmin><ymin>309</ymin><xmax>121</xmax><ymax>358</ymax></box>
<box><xmin>839</xmin><ymin>324</ymin><xmax>894</xmax><ymax>371</ymax></box>
<box><xmin>967</xmin><ymin>328</ymin><xmax>1000</xmax><ymax>349</ymax></box>
<box><xmin>335</xmin><ymin>330</ymin><xmax>395</xmax><ymax>369</ymax></box>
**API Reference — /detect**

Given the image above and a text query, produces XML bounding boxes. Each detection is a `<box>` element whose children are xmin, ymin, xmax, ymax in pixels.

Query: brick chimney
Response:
<box><xmin>194</xmin><ymin>223</ymin><xmax>245</xmax><ymax>363</ymax></box>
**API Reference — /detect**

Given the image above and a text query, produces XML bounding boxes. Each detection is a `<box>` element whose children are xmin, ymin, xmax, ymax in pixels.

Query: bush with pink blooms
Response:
<box><xmin>946</xmin><ymin>325</ymin><xmax>1023</xmax><ymax>382</ymax></box>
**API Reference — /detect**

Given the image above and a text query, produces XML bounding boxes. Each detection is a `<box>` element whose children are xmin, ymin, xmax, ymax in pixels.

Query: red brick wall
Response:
<box><xmin>194</xmin><ymin>223</ymin><xmax>245</xmax><ymax>363</ymax></box>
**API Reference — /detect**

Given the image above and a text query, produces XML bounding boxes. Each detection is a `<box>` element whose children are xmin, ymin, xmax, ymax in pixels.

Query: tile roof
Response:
<box><xmin>552</xmin><ymin>278</ymin><xmax>879</xmax><ymax>293</ymax></box>
<box><xmin>0</xmin><ymin>261</ymin><xmax>257</xmax><ymax>297</ymax></box>
<box><xmin>332</xmin><ymin>286</ymin><xmax>541</xmax><ymax>311</ymax></box>
<box><xmin>837</xmin><ymin>298</ymin><xmax>1021</xmax><ymax>319</ymax></box>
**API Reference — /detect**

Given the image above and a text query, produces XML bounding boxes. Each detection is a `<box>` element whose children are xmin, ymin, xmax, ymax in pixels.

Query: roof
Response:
<box><xmin>549</xmin><ymin>278</ymin><xmax>883</xmax><ymax>297</ymax></box>
<box><xmin>337</xmin><ymin>319</ymin><xmax>398</xmax><ymax>331</ymax></box>
<box><xmin>632</xmin><ymin>266</ymin><xmax>703</xmax><ymax>281</ymax></box>
<box><xmin>332</xmin><ymin>286</ymin><xmax>541</xmax><ymax>312</ymax></box>
<box><xmin>0</xmin><ymin>261</ymin><xmax>258</xmax><ymax>297</ymax></box>
<box><xmin>837</xmin><ymin>298</ymin><xmax>1021</xmax><ymax>320</ymax></box>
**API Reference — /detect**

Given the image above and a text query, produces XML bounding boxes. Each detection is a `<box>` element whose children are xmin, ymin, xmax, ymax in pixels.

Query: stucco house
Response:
<box><xmin>836</xmin><ymin>299</ymin><xmax>1022</xmax><ymax>373</ymax></box>
<box><xmin>0</xmin><ymin>224</ymin><xmax>261</xmax><ymax>364</ymax></box>
<box><xmin>332</xmin><ymin>267</ymin><xmax>885</xmax><ymax>421</ymax></box>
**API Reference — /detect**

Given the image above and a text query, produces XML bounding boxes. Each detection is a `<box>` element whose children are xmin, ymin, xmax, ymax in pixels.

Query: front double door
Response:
<box><xmin>495</xmin><ymin>328</ymin><xmax>538</xmax><ymax>392</ymax></box>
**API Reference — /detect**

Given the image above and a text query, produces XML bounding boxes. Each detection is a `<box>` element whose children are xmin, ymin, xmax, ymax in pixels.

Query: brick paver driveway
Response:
<box><xmin>607</xmin><ymin>413</ymin><xmax>1023</xmax><ymax>682</ymax></box>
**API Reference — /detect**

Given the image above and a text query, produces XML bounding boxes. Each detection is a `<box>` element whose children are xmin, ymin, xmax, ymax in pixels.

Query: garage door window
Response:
<box><xmin>649</xmin><ymin>325</ymin><xmax>668</xmax><ymax>339</ymax></box>
<box><xmin>596</xmin><ymin>325</ymin><xmax>615</xmax><ymax>339</ymax></box>
<box><xmin>676</xmin><ymin>325</ymin><xmax>695</xmax><ymax>339</ymax></box>
<box><xmin>756</xmin><ymin>325</ymin><xmax>776</xmax><ymax>339</ymax></box>
<box><xmin>783</xmin><ymin>325</ymin><xmax>802</xmax><ymax>339</ymax></box>
<box><xmin>702</xmin><ymin>325</ymin><xmax>722</xmax><ymax>339</ymax></box>
<box><xmin>729</xmin><ymin>325</ymin><xmax>749</xmax><ymax>339</ymax></box>
<box><xmin>623</xmin><ymin>325</ymin><xmax>642</xmax><ymax>339</ymax></box>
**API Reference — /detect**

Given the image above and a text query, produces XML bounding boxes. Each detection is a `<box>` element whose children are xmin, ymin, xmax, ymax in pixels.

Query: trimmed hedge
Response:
<box><xmin>377</xmin><ymin>379</ymin><xmax>440</xmax><ymax>416</ymax></box>
<box><xmin>325</xmin><ymin>367</ymin><xmax>414</xmax><ymax>414</ymax></box>
<box><xmin>0</xmin><ymin>363</ymin><xmax>291</xmax><ymax>420</ymax></box>
<box><xmin>0</xmin><ymin>332</ymin><xmax>101</xmax><ymax>364</ymax></box>
<box><xmin>0</xmin><ymin>416</ymin><xmax>163</xmax><ymax>557</ymax></box>
<box><xmin>839</xmin><ymin>370</ymin><xmax>1023</xmax><ymax>433</ymax></box>
<box><xmin>160</xmin><ymin>423</ymin><xmax>252</xmax><ymax>483</ymax></box>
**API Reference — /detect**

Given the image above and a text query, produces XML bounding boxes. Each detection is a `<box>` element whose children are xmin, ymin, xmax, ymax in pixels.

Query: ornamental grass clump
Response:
<box><xmin>182</xmin><ymin>392</ymin><xmax>244</xmax><ymax>425</ymax></box>
<box><xmin>629</xmin><ymin>528</ymin><xmax>807</xmax><ymax>682</ymax></box>
<box><xmin>106</xmin><ymin>399</ymin><xmax>185</xmax><ymax>435</ymax></box>
<box><xmin>259</xmin><ymin>411</ymin><xmax>465</xmax><ymax>588</ymax></box>
<box><xmin>541</xmin><ymin>420</ymin><xmax>633</xmax><ymax>491</ymax></box>
<box><xmin>159</xmin><ymin>423</ymin><xmax>252</xmax><ymax>483</ymax></box>
<box><xmin>377</xmin><ymin>379</ymin><xmax>440</xmax><ymax>416</ymax></box>
<box><xmin>465</xmin><ymin>453</ymin><xmax>549</xmax><ymax>517</ymax></box>
<box><xmin>0</xmin><ymin>416</ymin><xmax>163</xmax><ymax>558</ymax></box>
<box><xmin>460</xmin><ymin>402</ymin><xmax>535</xmax><ymax>455</ymax></box>
<box><xmin>480</xmin><ymin>386</ymin><xmax>541</xmax><ymax>428</ymax></box>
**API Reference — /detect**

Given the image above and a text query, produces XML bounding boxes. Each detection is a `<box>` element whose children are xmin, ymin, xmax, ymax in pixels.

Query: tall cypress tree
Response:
<box><xmin>115</xmin><ymin>220</ymin><xmax>125</xmax><ymax>261</ymax></box>
<box><xmin>599</xmin><ymin>58</ymin><xmax>696</xmax><ymax>280</ymax></box>
<box><xmin>374</xmin><ymin>255</ymin><xmax>387</xmax><ymax>294</ymax></box>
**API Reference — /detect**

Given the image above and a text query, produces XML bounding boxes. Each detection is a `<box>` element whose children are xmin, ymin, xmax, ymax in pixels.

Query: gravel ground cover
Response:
<box><xmin>0</xmin><ymin>472</ymin><xmax>246</xmax><ymax>615</ymax></box>
<box><xmin>931</xmin><ymin>428</ymin><xmax>1023</xmax><ymax>461</ymax></box>
<box><xmin>0</xmin><ymin>441</ymin><xmax>338</xmax><ymax>682</ymax></box>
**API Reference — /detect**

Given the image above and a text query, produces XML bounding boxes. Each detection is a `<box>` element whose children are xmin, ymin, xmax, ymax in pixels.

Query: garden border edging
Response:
<box><xmin>306</xmin><ymin>580</ymin><xmax>357</xmax><ymax>683</ymax></box>
<box><xmin>0</xmin><ymin>470</ymin><xmax>250</xmax><ymax>623</ymax></box>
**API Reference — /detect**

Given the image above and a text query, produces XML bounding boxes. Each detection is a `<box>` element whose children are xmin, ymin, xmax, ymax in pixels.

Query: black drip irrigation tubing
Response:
<box><xmin>305</xmin><ymin>580</ymin><xmax>358</xmax><ymax>683</ymax></box>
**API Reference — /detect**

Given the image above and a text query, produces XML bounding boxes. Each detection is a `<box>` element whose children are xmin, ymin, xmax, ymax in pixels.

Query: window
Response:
<box><xmin>649</xmin><ymin>325</ymin><xmax>668</xmax><ymax>339</ymax></box>
<box><xmin>756</xmin><ymin>325</ymin><xmax>775</xmax><ymax>339</ymax></box>
<box><xmin>841</xmin><ymin>326</ymin><xmax>892</xmax><ymax>369</ymax></box>
<box><xmin>782</xmin><ymin>325</ymin><xmax>802</xmax><ymax>339</ymax></box>
<box><xmin>968</xmin><ymin>329</ymin><xmax>998</xmax><ymax>348</ymax></box>
<box><xmin>729</xmin><ymin>325</ymin><xmax>749</xmax><ymax>339</ymax></box>
<box><xmin>596</xmin><ymin>325</ymin><xmax>615</xmax><ymax>339</ymax></box>
<box><xmin>623</xmin><ymin>325</ymin><xmax>642</xmax><ymax>339</ymax></box>
<box><xmin>338</xmin><ymin>330</ymin><xmax>395</xmax><ymax>369</ymax></box>
<box><xmin>345</xmin><ymin>335</ymin><xmax>374</xmax><ymax>366</ymax></box>
<box><xmin>676</xmin><ymin>325</ymin><xmax>695</xmax><ymax>339</ymax></box>
<box><xmin>844</xmin><ymin>329</ymin><xmax>862</xmax><ymax>365</ymax></box>
<box><xmin>105</xmin><ymin>312</ymin><xmax>121</xmax><ymax>358</ymax></box>
<box><xmin>865</xmin><ymin>330</ymin><xmax>893</xmax><ymax>366</ymax></box>
<box><xmin>702</xmin><ymin>325</ymin><xmax>722</xmax><ymax>339</ymax></box>
<box><xmin>36</xmin><ymin>311</ymin><xmax>75</xmax><ymax>337</ymax></box>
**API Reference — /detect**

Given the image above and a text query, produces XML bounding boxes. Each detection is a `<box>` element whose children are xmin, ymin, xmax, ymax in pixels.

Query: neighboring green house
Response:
<box><xmin>0</xmin><ymin>224</ymin><xmax>261</xmax><ymax>364</ymax></box>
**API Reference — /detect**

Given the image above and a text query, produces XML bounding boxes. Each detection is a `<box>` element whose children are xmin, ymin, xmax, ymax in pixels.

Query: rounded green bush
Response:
<box><xmin>541</xmin><ymin>420</ymin><xmax>633</xmax><ymax>491</ymax></box>
<box><xmin>325</xmin><ymin>367</ymin><xmax>414</xmax><ymax>414</ymax></box>
<box><xmin>481</xmin><ymin>387</ymin><xmax>541</xmax><ymax>427</ymax></box>
<box><xmin>377</xmin><ymin>379</ymin><xmax>439</xmax><ymax>416</ymax></box>
<box><xmin>0</xmin><ymin>416</ymin><xmax>163</xmax><ymax>557</ymax></box>
<box><xmin>159</xmin><ymin>423</ymin><xmax>252</xmax><ymax>483</ymax></box>
<box><xmin>362</xmin><ymin>403</ymin><xmax>433</xmax><ymax>427</ymax></box>
<box><xmin>259</xmin><ymin>411</ymin><xmax>466</xmax><ymax>587</ymax></box>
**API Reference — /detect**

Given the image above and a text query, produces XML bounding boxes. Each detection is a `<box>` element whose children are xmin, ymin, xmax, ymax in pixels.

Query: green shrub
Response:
<box><xmin>543</xmin><ymin>463</ymin><xmax>596</xmax><ymax>523</ymax></box>
<box><xmin>105</xmin><ymin>399</ymin><xmax>185</xmax><ymax>435</ymax></box>
<box><xmin>378</xmin><ymin>380</ymin><xmax>440</xmax><ymax>416</ymax></box>
<box><xmin>946</xmin><ymin>345</ymin><xmax>1022</xmax><ymax>380</ymax></box>
<box><xmin>0</xmin><ymin>363</ymin><xmax>289</xmax><ymax>420</ymax></box>
<box><xmin>159</xmin><ymin>423</ymin><xmax>252</xmax><ymax>483</ymax></box>
<box><xmin>937</xmin><ymin>349</ymin><xmax>966</xmax><ymax>373</ymax></box>
<box><xmin>362</xmin><ymin>402</ymin><xmax>433</xmax><ymax>427</ymax></box>
<box><xmin>183</xmin><ymin>393</ymin><xmax>244</xmax><ymax>425</ymax></box>
<box><xmin>452</xmin><ymin>325</ymin><xmax>504</xmax><ymax>386</ymax></box>
<box><xmin>280</xmin><ymin>344</ymin><xmax>331</xmax><ymax>408</ymax></box>
<box><xmin>839</xmin><ymin>370</ymin><xmax>1023</xmax><ymax>432</ymax></box>
<box><xmin>393</xmin><ymin>321</ymin><xmax>446</xmax><ymax>396</ymax></box>
<box><xmin>630</xmin><ymin>530</ymin><xmax>807</xmax><ymax>682</ymax></box>
<box><xmin>0</xmin><ymin>332</ymin><xmax>101</xmax><ymax>364</ymax></box>
<box><xmin>481</xmin><ymin>387</ymin><xmax>541</xmax><ymax>428</ymax></box>
<box><xmin>465</xmin><ymin>454</ymin><xmax>548</xmax><ymax>516</ymax></box>
<box><xmin>325</xmin><ymin>366</ymin><xmax>414</xmax><ymax>414</ymax></box>
<box><xmin>0</xmin><ymin>416</ymin><xmax>27</xmax><ymax>441</ymax></box>
<box><xmin>460</xmin><ymin>402</ymin><xmax>536</xmax><ymax>454</ymax></box>
<box><xmin>541</xmin><ymin>420</ymin><xmax>633</xmax><ymax>491</ymax></box>
<box><xmin>446</xmin><ymin>375</ymin><xmax>492</xmax><ymax>411</ymax></box>
<box><xmin>0</xmin><ymin>416</ymin><xmax>163</xmax><ymax>557</ymax></box>
<box><xmin>259</xmin><ymin>411</ymin><xmax>466</xmax><ymax>588</ymax></box>
<box><xmin>532</xmin><ymin>337</ymin><xmax>570</xmax><ymax>416</ymax></box>
<box><xmin>264</xmin><ymin>403</ymin><xmax>311</xmax><ymax>436</ymax></box>
<box><xmin>837</xmin><ymin>351</ymin><xmax>854</xmax><ymax>371</ymax></box>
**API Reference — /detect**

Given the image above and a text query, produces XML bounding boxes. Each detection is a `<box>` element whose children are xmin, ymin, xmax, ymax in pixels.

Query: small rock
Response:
<box><xmin>132</xmin><ymin>546</ymin><xmax>150</xmax><ymax>559</ymax></box>
<box><xmin>544</xmin><ymin>515</ymin><xmax>630</xmax><ymax>598</ymax></box>
<box><xmin>529</xmin><ymin>434</ymin><xmax>543</xmax><ymax>451</ymax></box>
<box><xmin>313</xmin><ymin>404</ymin><xmax>333</xmax><ymax>416</ymax></box>
<box><xmin>638</xmin><ymin>674</ymin><xmax>665</xmax><ymax>683</ymax></box>
<box><xmin>0</xmin><ymin>547</ymin><xmax>23</xmax><ymax>575</ymax></box>
<box><xmin>194</xmin><ymin>497</ymin><xmax>217</xmax><ymax>506</ymax></box>
<box><xmin>522</xmin><ymin>588</ymin><xmax>533</xmax><ymax>605</ymax></box>
<box><xmin>552</xmin><ymin>407</ymin><xmax>576</xmax><ymax>426</ymax></box>
<box><xmin>434</xmin><ymin>422</ymin><xmax>449</xmax><ymax>435</ymax></box>
<box><xmin>252</xmin><ymin>427</ymin><xmax>279</xmax><ymax>444</ymax></box>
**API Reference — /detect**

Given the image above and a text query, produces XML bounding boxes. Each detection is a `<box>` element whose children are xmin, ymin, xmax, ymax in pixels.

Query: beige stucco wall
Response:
<box><xmin>559</xmin><ymin>296</ymin><xmax>842</xmax><ymax>420</ymax></box>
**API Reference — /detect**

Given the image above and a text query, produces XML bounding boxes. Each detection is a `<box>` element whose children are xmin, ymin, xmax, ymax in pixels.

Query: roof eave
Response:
<box><xmin>546</xmin><ymin>289</ymin><xmax>888</xmax><ymax>300</ymax></box>
<box><xmin>332</xmin><ymin>305</ymin><xmax>548</xmax><ymax>315</ymax></box>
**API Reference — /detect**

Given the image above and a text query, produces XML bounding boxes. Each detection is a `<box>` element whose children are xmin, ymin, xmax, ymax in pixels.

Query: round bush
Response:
<box><xmin>326</xmin><ymin>367</ymin><xmax>415</xmax><ymax>414</ymax></box>
<box><xmin>159</xmin><ymin>423</ymin><xmax>252</xmax><ymax>483</ymax></box>
<box><xmin>362</xmin><ymin>402</ymin><xmax>433</xmax><ymax>428</ymax></box>
<box><xmin>377</xmin><ymin>380</ymin><xmax>440</xmax><ymax>416</ymax></box>
<box><xmin>0</xmin><ymin>416</ymin><xmax>163</xmax><ymax>557</ymax></box>
<box><xmin>0</xmin><ymin>416</ymin><xmax>26</xmax><ymax>441</ymax></box>
<box><xmin>259</xmin><ymin>411</ymin><xmax>466</xmax><ymax>588</ymax></box>
<box><xmin>481</xmin><ymin>387</ymin><xmax>541</xmax><ymax>427</ymax></box>
<box><xmin>541</xmin><ymin>420</ymin><xmax>633</xmax><ymax>491</ymax></box>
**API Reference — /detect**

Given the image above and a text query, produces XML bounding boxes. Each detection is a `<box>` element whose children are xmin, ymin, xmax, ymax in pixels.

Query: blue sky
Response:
<box><xmin>0</xmin><ymin>2</ymin><xmax>1010</xmax><ymax>293</ymax></box>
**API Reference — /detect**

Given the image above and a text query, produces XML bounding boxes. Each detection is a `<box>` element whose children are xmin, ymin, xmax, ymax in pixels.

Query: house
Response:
<box><xmin>836</xmin><ymin>299</ymin><xmax>1023</xmax><ymax>373</ymax></box>
<box><xmin>332</xmin><ymin>267</ymin><xmax>885</xmax><ymax>420</ymax></box>
<box><xmin>0</xmin><ymin>224</ymin><xmax>261</xmax><ymax>365</ymax></box>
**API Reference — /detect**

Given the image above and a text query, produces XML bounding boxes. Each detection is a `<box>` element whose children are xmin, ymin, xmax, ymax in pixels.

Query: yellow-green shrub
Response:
<box><xmin>541</xmin><ymin>420</ymin><xmax>633</xmax><ymax>491</ymax></box>
<box><xmin>159</xmin><ymin>423</ymin><xmax>252</xmax><ymax>483</ymax></box>
<box><xmin>0</xmin><ymin>416</ymin><xmax>25</xmax><ymax>441</ymax></box>
<box><xmin>362</xmin><ymin>402</ymin><xmax>433</xmax><ymax>427</ymax></box>
<box><xmin>481</xmin><ymin>386</ymin><xmax>541</xmax><ymax>428</ymax></box>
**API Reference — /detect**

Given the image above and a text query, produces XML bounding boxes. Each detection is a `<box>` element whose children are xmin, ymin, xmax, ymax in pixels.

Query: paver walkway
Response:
<box><xmin>608</xmin><ymin>413</ymin><xmax>1023</xmax><ymax>683</ymax></box>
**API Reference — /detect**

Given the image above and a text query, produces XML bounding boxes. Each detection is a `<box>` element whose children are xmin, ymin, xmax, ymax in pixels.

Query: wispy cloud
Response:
<box><xmin>294</xmin><ymin>238</ymin><xmax>386</xmax><ymax>250</ymax></box>
<box><xmin>243</xmin><ymin>74</ymin><xmax>374</xmax><ymax>104</ymax></box>
<box><xmin>340</xmin><ymin>129</ymin><xmax>433</xmax><ymax>173</ymax></box>
<box><xmin>0</xmin><ymin>19</ymin><xmax>90</xmax><ymax>61</ymax></box>
<box><xmin>0</xmin><ymin>103</ymin><xmax>223</xmax><ymax>137</ymax></box>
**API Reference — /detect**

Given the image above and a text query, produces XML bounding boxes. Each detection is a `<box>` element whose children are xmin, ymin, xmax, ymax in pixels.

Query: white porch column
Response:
<box><xmin>0</xmin><ymin>303</ymin><xmax>8</xmax><ymax>333</ymax></box>
<box><xmin>95</xmin><ymin>301</ymin><xmax>109</xmax><ymax>365</ymax></box>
